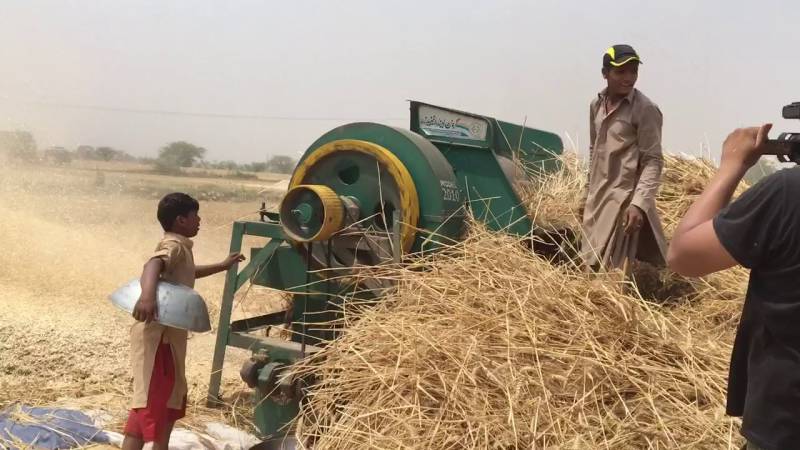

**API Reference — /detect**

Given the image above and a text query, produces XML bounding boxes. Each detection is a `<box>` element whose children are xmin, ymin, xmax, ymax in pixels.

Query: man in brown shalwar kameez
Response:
<box><xmin>581</xmin><ymin>44</ymin><xmax>668</xmax><ymax>272</ymax></box>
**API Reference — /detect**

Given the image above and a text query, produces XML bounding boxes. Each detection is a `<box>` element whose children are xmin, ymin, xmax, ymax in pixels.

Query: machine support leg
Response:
<box><xmin>207</xmin><ymin>222</ymin><xmax>245</xmax><ymax>406</ymax></box>
<box><xmin>392</xmin><ymin>210</ymin><xmax>402</xmax><ymax>264</ymax></box>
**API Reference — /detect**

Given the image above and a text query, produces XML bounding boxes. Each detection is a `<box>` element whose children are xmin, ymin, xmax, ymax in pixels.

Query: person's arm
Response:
<box><xmin>625</xmin><ymin>104</ymin><xmax>664</xmax><ymax>234</ymax></box>
<box><xmin>667</xmin><ymin>124</ymin><xmax>772</xmax><ymax>277</ymax></box>
<box><xmin>132</xmin><ymin>257</ymin><xmax>164</xmax><ymax>323</ymax></box>
<box><xmin>195</xmin><ymin>252</ymin><xmax>246</xmax><ymax>278</ymax></box>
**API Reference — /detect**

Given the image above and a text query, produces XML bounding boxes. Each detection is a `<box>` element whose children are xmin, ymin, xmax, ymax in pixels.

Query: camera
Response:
<box><xmin>763</xmin><ymin>102</ymin><xmax>800</xmax><ymax>164</ymax></box>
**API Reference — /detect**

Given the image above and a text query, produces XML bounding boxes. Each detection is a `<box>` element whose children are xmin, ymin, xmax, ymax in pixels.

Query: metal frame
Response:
<box><xmin>207</xmin><ymin>220</ymin><xmax>322</xmax><ymax>407</ymax></box>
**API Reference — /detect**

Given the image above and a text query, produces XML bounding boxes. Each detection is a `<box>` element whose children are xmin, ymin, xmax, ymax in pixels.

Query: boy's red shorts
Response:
<box><xmin>124</xmin><ymin>342</ymin><xmax>186</xmax><ymax>442</ymax></box>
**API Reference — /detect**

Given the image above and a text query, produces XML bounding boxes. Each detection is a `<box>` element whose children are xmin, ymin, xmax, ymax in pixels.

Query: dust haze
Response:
<box><xmin>0</xmin><ymin>162</ymin><xmax>290</xmax><ymax>429</ymax></box>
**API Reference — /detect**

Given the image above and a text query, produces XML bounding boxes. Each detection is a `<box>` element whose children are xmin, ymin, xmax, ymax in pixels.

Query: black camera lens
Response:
<box><xmin>783</xmin><ymin>102</ymin><xmax>800</xmax><ymax>120</ymax></box>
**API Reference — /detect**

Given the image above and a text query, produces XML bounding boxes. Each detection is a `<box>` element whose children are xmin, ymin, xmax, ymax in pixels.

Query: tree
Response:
<box><xmin>73</xmin><ymin>145</ymin><xmax>133</xmax><ymax>162</ymax></box>
<box><xmin>215</xmin><ymin>160</ymin><xmax>239</xmax><ymax>171</ymax></box>
<box><xmin>0</xmin><ymin>130</ymin><xmax>37</xmax><ymax>161</ymax></box>
<box><xmin>74</xmin><ymin>145</ymin><xmax>96</xmax><ymax>160</ymax></box>
<box><xmin>158</xmin><ymin>141</ymin><xmax>206</xmax><ymax>168</ymax></box>
<box><xmin>245</xmin><ymin>162</ymin><xmax>268</xmax><ymax>172</ymax></box>
<box><xmin>44</xmin><ymin>147</ymin><xmax>72</xmax><ymax>165</ymax></box>
<box><xmin>266</xmin><ymin>155</ymin><xmax>296</xmax><ymax>174</ymax></box>
<box><xmin>95</xmin><ymin>146</ymin><xmax>119</xmax><ymax>162</ymax></box>
<box><xmin>137</xmin><ymin>156</ymin><xmax>157</xmax><ymax>165</ymax></box>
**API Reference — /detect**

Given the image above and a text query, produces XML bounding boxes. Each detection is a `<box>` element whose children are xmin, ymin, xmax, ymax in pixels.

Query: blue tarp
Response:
<box><xmin>0</xmin><ymin>405</ymin><xmax>109</xmax><ymax>449</ymax></box>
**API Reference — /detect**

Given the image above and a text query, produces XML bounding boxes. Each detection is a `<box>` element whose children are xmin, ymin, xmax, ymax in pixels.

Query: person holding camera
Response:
<box><xmin>667</xmin><ymin>123</ymin><xmax>800</xmax><ymax>450</ymax></box>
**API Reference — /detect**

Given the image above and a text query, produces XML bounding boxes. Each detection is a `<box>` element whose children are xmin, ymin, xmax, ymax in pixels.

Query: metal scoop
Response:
<box><xmin>109</xmin><ymin>278</ymin><xmax>211</xmax><ymax>332</ymax></box>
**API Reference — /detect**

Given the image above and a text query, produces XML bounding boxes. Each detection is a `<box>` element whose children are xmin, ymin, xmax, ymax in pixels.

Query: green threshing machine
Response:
<box><xmin>206</xmin><ymin>101</ymin><xmax>563</xmax><ymax>443</ymax></box>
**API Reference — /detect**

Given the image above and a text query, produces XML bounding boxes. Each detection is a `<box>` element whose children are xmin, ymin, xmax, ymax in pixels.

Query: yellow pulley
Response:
<box><xmin>279</xmin><ymin>184</ymin><xmax>344</xmax><ymax>242</ymax></box>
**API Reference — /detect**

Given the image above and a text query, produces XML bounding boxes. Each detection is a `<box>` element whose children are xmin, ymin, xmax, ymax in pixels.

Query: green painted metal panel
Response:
<box><xmin>227</xmin><ymin>333</ymin><xmax>321</xmax><ymax>361</ymax></box>
<box><xmin>253</xmin><ymin>395</ymin><xmax>299</xmax><ymax>439</ymax></box>
<box><xmin>232</xmin><ymin>220</ymin><xmax>287</xmax><ymax>240</ymax></box>
<box><xmin>494</xmin><ymin>119</ymin><xmax>563</xmax><ymax>173</ymax></box>
<box><xmin>236</xmin><ymin>239</ymin><xmax>281</xmax><ymax>291</ymax></box>
<box><xmin>248</xmin><ymin>244</ymin><xmax>356</xmax><ymax>346</ymax></box>
<box><xmin>438</xmin><ymin>144</ymin><xmax>534</xmax><ymax>237</ymax></box>
<box><xmin>408</xmin><ymin>101</ymin><xmax>564</xmax><ymax>237</ymax></box>
<box><xmin>408</xmin><ymin>100</ymin><xmax>564</xmax><ymax>168</ymax></box>
<box><xmin>250</xmin><ymin>245</ymin><xmax>315</xmax><ymax>292</ymax></box>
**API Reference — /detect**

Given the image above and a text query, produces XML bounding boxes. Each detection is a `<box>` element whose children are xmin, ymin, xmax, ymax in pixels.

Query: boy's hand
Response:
<box><xmin>222</xmin><ymin>252</ymin><xmax>246</xmax><ymax>269</ymax></box>
<box><xmin>132</xmin><ymin>295</ymin><xmax>158</xmax><ymax>323</ymax></box>
<box><xmin>195</xmin><ymin>253</ymin><xmax>246</xmax><ymax>278</ymax></box>
<box><xmin>134</xmin><ymin>257</ymin><xmax>163</xmax><ymax>323</ymax></box>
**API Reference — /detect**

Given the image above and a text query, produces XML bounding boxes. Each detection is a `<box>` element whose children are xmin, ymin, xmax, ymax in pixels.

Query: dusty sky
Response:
<box><xmin>0</xmin><ymin>0</ymin><xmax>798</xmax><ymax>163</ymax></box>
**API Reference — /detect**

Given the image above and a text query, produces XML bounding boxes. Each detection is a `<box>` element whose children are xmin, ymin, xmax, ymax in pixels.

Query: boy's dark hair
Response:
<box><xmin>157</xmin><ymin>192</ymin><xmax>199</xmax><ymax>231</ymax></box>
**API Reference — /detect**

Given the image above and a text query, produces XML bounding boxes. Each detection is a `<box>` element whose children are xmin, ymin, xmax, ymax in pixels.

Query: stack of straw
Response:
<box><xmin>290</xmin><ymin>154</ymin><xmax>749</xmax><ymax>449</ymax></box>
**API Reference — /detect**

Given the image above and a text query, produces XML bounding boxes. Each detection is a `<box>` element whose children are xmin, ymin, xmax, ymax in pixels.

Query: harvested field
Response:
<box><xmin>0</xmin><ymin>163</ymin><xmax>289</xmax><ymax>444</ymax></box>
<box><xmin>0</xmin><ymin>153</ymin><xmax>752</xmax><ymax>449</ymax></box>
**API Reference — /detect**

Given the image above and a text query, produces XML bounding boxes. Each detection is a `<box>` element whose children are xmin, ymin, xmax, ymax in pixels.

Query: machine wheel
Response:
<box><xmin>286</xmin><ymin>139</ymin><xmax>420</xmax><ymax>271</ymax></box>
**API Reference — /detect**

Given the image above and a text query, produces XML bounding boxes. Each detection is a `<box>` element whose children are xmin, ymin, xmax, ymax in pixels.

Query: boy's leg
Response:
<box><xmin>152</xmin><ymin>421</ymin><xmax>176</xmax><ymax>450</ymax></box>
<box><xmin>125</xmin><ymin>343</ymin><xmax>177</xmax><ymax>446</ymax></box>
<box><xmin>121</xmin><ymin>435</ymin><xmax>144</xmax><ymax>450</ymax></box>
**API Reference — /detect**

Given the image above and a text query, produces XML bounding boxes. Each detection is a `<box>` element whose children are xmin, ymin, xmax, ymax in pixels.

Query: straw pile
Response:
<box><xmin>520</xmin><ymin>154</ymin><xmax>749</xmax><ymax>303</ymax></box>
<box><xmin>291</xmin><ymin>154</ymin><xmax>749</xmax><ymax>449</ymax></box>
<box><xmin>519</xmin><ymin>153</ymin><xmax>740</xmax><ymax>236</ymax></box>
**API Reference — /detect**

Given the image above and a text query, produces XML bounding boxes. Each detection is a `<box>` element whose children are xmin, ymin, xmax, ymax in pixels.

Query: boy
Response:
<box><xmin>581</xmin><ymin>44</ymin><xmax>668</xmax><ymax>271</ymax></box>
<box><xmin>122</xmin><ymin>192</ymin><xmax>244</xmax><ymax>450</ymax></box>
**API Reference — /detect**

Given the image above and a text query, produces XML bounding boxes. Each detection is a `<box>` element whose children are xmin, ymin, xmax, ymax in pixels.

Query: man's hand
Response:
<box><xmin>132</xmin><ymin>294</ymin><xmax>158</xmax><ymax>323</ymax></box>
<box><xmin>222</xmin><ymin>252</ymin><xmax>246</xmax><ymax>270</ymax></box>
<box><xmin>666</xmin><ymin>124</ymin><xmax>771</xmax><ymax>277</ymax></box>
<box><xmin>623</xmin><ymin>205</ymin><xmax>644</xmax><ymax>235</ymax></box>
<box><xmin>720</xmin><ymin>124</ymin><xmax>773</xmax><ymax>173</ymax></box>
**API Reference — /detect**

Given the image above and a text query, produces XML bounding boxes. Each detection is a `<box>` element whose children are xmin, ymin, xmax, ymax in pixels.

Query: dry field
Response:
<box><xmin>69</xmin><ymin>160</ymin><xmax>291</xmax><ymax>183</ymax></box>
<box><xmin>0</xmin><ymin>155</ymin><xmax>753</xmax><ymax>449</ymax></box>
<box><xmin>0</xmin><ymin>162</ymin><xmax>290</xmax><ymax>440</ymax></box>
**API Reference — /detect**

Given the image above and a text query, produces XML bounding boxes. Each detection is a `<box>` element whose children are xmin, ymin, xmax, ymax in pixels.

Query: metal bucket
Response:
<box><xmin>109</xmin><ymin>278</ymin><xmax>211</xmax><ymax>332</ymax></box>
